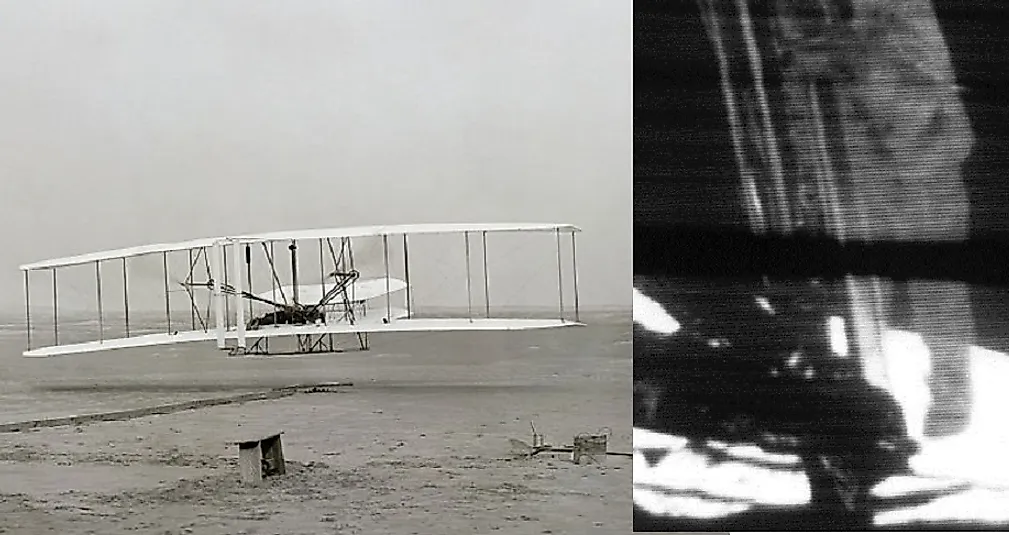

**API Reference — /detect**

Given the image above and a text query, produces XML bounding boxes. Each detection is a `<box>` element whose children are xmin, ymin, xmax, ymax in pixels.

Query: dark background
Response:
<box><xmin>635</xmin><ymin>0</ymin><xmax>1009</xmax><ymax>351</ymax></box>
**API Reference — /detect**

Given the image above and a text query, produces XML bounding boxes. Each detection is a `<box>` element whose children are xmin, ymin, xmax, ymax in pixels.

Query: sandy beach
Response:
<box><xmin>0</xmin><ymin>319</ymin><xmax>631</xmax><ymax>534</ymax></box>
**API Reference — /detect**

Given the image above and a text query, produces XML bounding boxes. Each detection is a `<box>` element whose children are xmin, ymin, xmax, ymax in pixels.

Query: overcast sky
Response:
<box><xmin>0</xmin><ymin>1</ymin><xmax>630</xmax><ymax>312</ymax></box>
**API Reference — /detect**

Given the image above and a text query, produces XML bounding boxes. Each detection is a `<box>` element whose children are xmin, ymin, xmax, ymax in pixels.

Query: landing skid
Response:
<box><xmin>227</xmin><ymin>331</ymin><xmax>371</xmax><ymax>356</ymax></box>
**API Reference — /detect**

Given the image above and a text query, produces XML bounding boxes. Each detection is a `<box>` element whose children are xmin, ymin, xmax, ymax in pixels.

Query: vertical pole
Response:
<box><xmin>464</xmin><ymin>232</ymin><xmax>473</xmax><ymax>322</ymax></box>
<box><xmin>123</xmin><ymin>257</ymin><xmax>130</xmax><ymax>337</ymax></box>
<box><xmin>482</xmin><ymin>231</ymin><xmax>490</xmax><ymax>318</ymax></box>
<box><xmin>23</xmin><ymin>270</ymin><xmax>30</xmax><ymax>350</ymax></box>
<box><xmin>211</xmin><ymin>241</ymin><xmax>226</xmax><ymax>350</ymax></box>
<box><xmin>697</xmin><ymin>0</ymin><xmax>767</xmax><ymax>235</ymax></box>
<box><xmin>348</xmin><ymin>237</ymin><xmax>364</xmax><ymax>351</ymax></box>
<box><xmin>808</xmin><ymin>84</ymin><xmax>847</xmax><ymax>239</ymax></box>
<box><xmin>95</xmin><ymin>261</ymin><xmax>104</xmax><ymax>342</ymax></box>
<box><xmin>188</xmin><ymin>249</ymin><xmax>197</xmax><ymax>331</ymax></box>
<box><xmin>163</xmin><ymin>251</ymin><xmax>172</xmax><ymax>334</ymax></box>
<box><xmin>223</xmin><ymin>246</ymin><xmax>230</xmax><ymax>328</ymax></box>
<box><xmin>318</xmin><ymin>238</ymin><xmax>326</xmax><ymax>320</ymax></box>
<box><xmin>289</xmin><ymin>240</ymin><xmax>300</xmax><ymax>306</ymax></box>
<box><xmin>232</xmin><ymin>240</ymin><xmax>247</xmax><ymax>352</ymax></box>
<box><xmin>383</xmin><ymin>235</ymin><xmax>391</xmax><ymax>321</ymax></box>
<box><xmin>809</xmin><ymin>83</ymin><xmax>886</xmax><ymax>381</ymax></box>
<box><xmin>735</xmin><ymin>0</ymin><xmax>791</xmax><ymax>234</ymax></box>
<box><xmin>200</xmin><ymin>249</ymin><xmax>210</xmax><ymax>334</ymax></box>
<box><xmin>830</xmin><ymin>87</ymin><xmax>890</xmax><ymax>387</ymax></box>
<box><xmin>52</xmin><ymin>269</ymin><xmax>59</xmax><ymax>346</ymax></box>
<box><xmin>403</xmin><ymin>235</ymin><xmax>412</xmax><ymax>319</ymax></box>
<box><xmin>556</xmin><ymin>229</ymin><xmax>565</xmax><ymax>322</ymax></box>
<box><xmin>347</xmin><ymin>238</ymin><xmax>357</xmax><ymax>302</ymax></box>
<box><xmin>261</xmin><ymin>242</ymin><xmax>271</xmax><ymax>353</ymax></box>
<box><xmin>571</xmin><ymin>231</ymin><xmax>580</xmax><ymax>323</ymax></box>
<box><xmin>270</xmin><ymin>241</ymin><xmax>278</xmax><ymax>325</ymax></box>
<box><xmin>245</xmin><ymin>244</ymin><xmax>253</xmax><ymax>320</ymax></box>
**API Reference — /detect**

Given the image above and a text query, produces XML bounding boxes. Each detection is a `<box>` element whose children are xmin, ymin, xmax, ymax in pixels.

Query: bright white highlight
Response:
<box><xmin>872</xmin><ymin>475</ymin><xmax>962</xmax><ymax>498</ymax></box>
<box><xmin>634</xmin><ymin>429</ymin><xmax>811</xmax><ymax>512</ymax></box>
<box><xmin>755</xmin><ymin>296</ymin><xmax>775</xmax><ymax>314</ymax></box>
<box><xmin>634</xmin><ymin>488</ymin><xmax>753</xmax><ymax>518</ymax></box>
<box><xmin>633</xmin><ymin>287</ymin><xmax>681</xmax><ymax>335</ymax></box>
<box><xmin>881</xmin><ymin>330</ymin><xmax>932</xmax><ymax>442</ymax></box>
<box><xmin>786</xmin><ymin>352</ymin><xmax>800</xmax><ymax>368</ymax></box>
<box><xmin>827</xmin><ymin>315</ymin><xmax>848</xmax><ymax>356</ymax></box>
<box><xmin>875</xmin><ymin>487</ymin><xmax>1009</xmax><ymax>526</ymax></box>
<box><xmin>908</xmin><ymin>346</ymin><xmax>1009</xmax><ymax>488</ymax></box>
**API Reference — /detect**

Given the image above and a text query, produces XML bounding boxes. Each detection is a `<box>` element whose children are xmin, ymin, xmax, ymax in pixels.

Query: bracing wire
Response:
<box><xmin>260</xmin><ymin>242</ymin><xmax>288</xmax><ymax>305</ymax></box>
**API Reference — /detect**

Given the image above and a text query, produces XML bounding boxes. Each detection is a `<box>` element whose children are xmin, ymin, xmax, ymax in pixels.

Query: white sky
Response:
<box><xmin>0</xmin><ymin>1</ymin><xmax>630</xmax><ymax>311</ymax></box>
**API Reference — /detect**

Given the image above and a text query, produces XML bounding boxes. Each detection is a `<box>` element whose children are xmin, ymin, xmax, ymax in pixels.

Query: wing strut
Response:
<box><xmin>203</xmin><ymin>247</ymin><xmax>213</xmax><ymax>332</ymax></box>
<box><xmin>222</xmin><ymin>246</ymin><xmax>230</xmax><ymax>328</ymax></box>
<box><xmin>231</xmin><ymin>240</ymin><xmax>247</xmax><ymax>352</ymax></box>
<box><xmin>555</xmin><ymin>228</ymin><xmax>565</xmax><ymax>322</ymax></box>
<box><xmin>289</xmin><ymin>240</ymin><xmax>299</xmax><ymax>306</ymax></box>
<box><xmin>383</xmin><ymin>235</ymin><xmax>391</xmax><ymax>322</ymax></box>
<box><xmin>211</xmin><ymin>241</ymin><xmax>226</xmax><ymax>349</ymax></box>
<box><xmin>123</xmin><ymin>258</ymin><xmax>130</xmax><ymax>337</ymax></box>
<box><xmin>194</xmin><ymin>248</ymin><xmax>210</xmax><ymax>331</ymax></box>
<box><xmin>23</xmin><ymin>270</ymin><xmax>30</xmax><ymax>351</ymax></box>
<box><xmin>403</xmin><ymin>234</ymin><xmax>412</xmax><ymax>319</ymax></box>
<box><xmin>347</xmin><ymin>238</ymin><xmax>357</xmax><ymax>303</ymax></box>
<box><xmin>571</xmin><ymin>230</ymin><xmax>580</xmax><ymax>323</ymax></box>
<box><xmin>347</xmin><ymin>238</ymin><xmax>367</xmax><ymax>349</ymax></box>
<box><xmin>482</xmin><ymin>231</ymin><xmax>490</xmax><ymax>318</ymax></box>
<box><xmin>245</xmin><ymin>244</ymin><xmax>254</xmax><ymax>320</ymax></box>
<box><xmin>187</xmin><ymin>249</ymin><xmax>196</xmax><ymax>330</ymax></box>
<box><xmin>318</xmin><ymin>238</ymin><xmax>327</xmax><ymax>315</ymax></box>
<box><xmin>52</xmin><ymin>269</ymin><xmax>58</xmax><ymax>346</ymax></box>
<box><xmin>162</xmin><ymin>252</ymin><xmax>172</xmax><ymax>334</ymax></box>
<box><xmin>266</xmin><ymin>241</ymin><xmax>279</xmax><ymax>326</ymax></box>
<box><xmin>95</xmin><ymin>261</ymin><xmax>103</xmax><ymax>343</ymax></box>
<box><xmin>178</xmin><ymin>248</ymin><xmax>210</xmax><ymax>333</ymax></box>
<box><xmin>464</xmin><ymin>232</ymin><xmax>473</xmax><ymax>322</ymax></box>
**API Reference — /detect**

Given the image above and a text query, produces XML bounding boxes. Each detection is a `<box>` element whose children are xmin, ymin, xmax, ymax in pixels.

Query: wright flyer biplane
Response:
<box><xmin>20</xmin><ymin>223</ymin><xmax>583</xmax><ymax>357</ymax></box>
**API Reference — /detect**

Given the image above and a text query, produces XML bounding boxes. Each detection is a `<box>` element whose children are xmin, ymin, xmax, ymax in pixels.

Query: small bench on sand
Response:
<box><xmin>234</xmin><ymin>431</ymin><xmax>286</xmax><ymax>484</ymax></box>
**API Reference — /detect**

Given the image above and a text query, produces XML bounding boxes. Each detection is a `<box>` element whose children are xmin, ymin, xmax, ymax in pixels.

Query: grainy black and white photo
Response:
<box><xmin>635</xmin><ymin>0</ymin><xmax>1009</xmax><ymax>530</ymax></box>
<box><xmin>0</xmin><ymin>2</ymin><xmax>631</xmax><ymax>533</ymax></box>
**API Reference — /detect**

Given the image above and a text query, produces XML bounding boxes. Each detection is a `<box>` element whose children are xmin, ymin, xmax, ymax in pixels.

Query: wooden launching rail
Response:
<box><xmin>0</xmin><ymin>382</ymin><xmax>352</xmax><ymax>433</ymax></box>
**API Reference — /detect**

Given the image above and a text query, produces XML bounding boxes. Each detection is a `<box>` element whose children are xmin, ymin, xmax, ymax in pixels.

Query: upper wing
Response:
<box><xmin>20</xmin><ymin>223</ymin><xmax>581</xmax><ymax>271</ymax></box>
<box><xmin>233</xmin><ymin>222</ymin><xmax>581</xmax><ymax>245</ymax></box>
<box><xmin>19</xmin><ymin>236</ymin><xmax>225</xmax><ymax>271</ymax></box>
